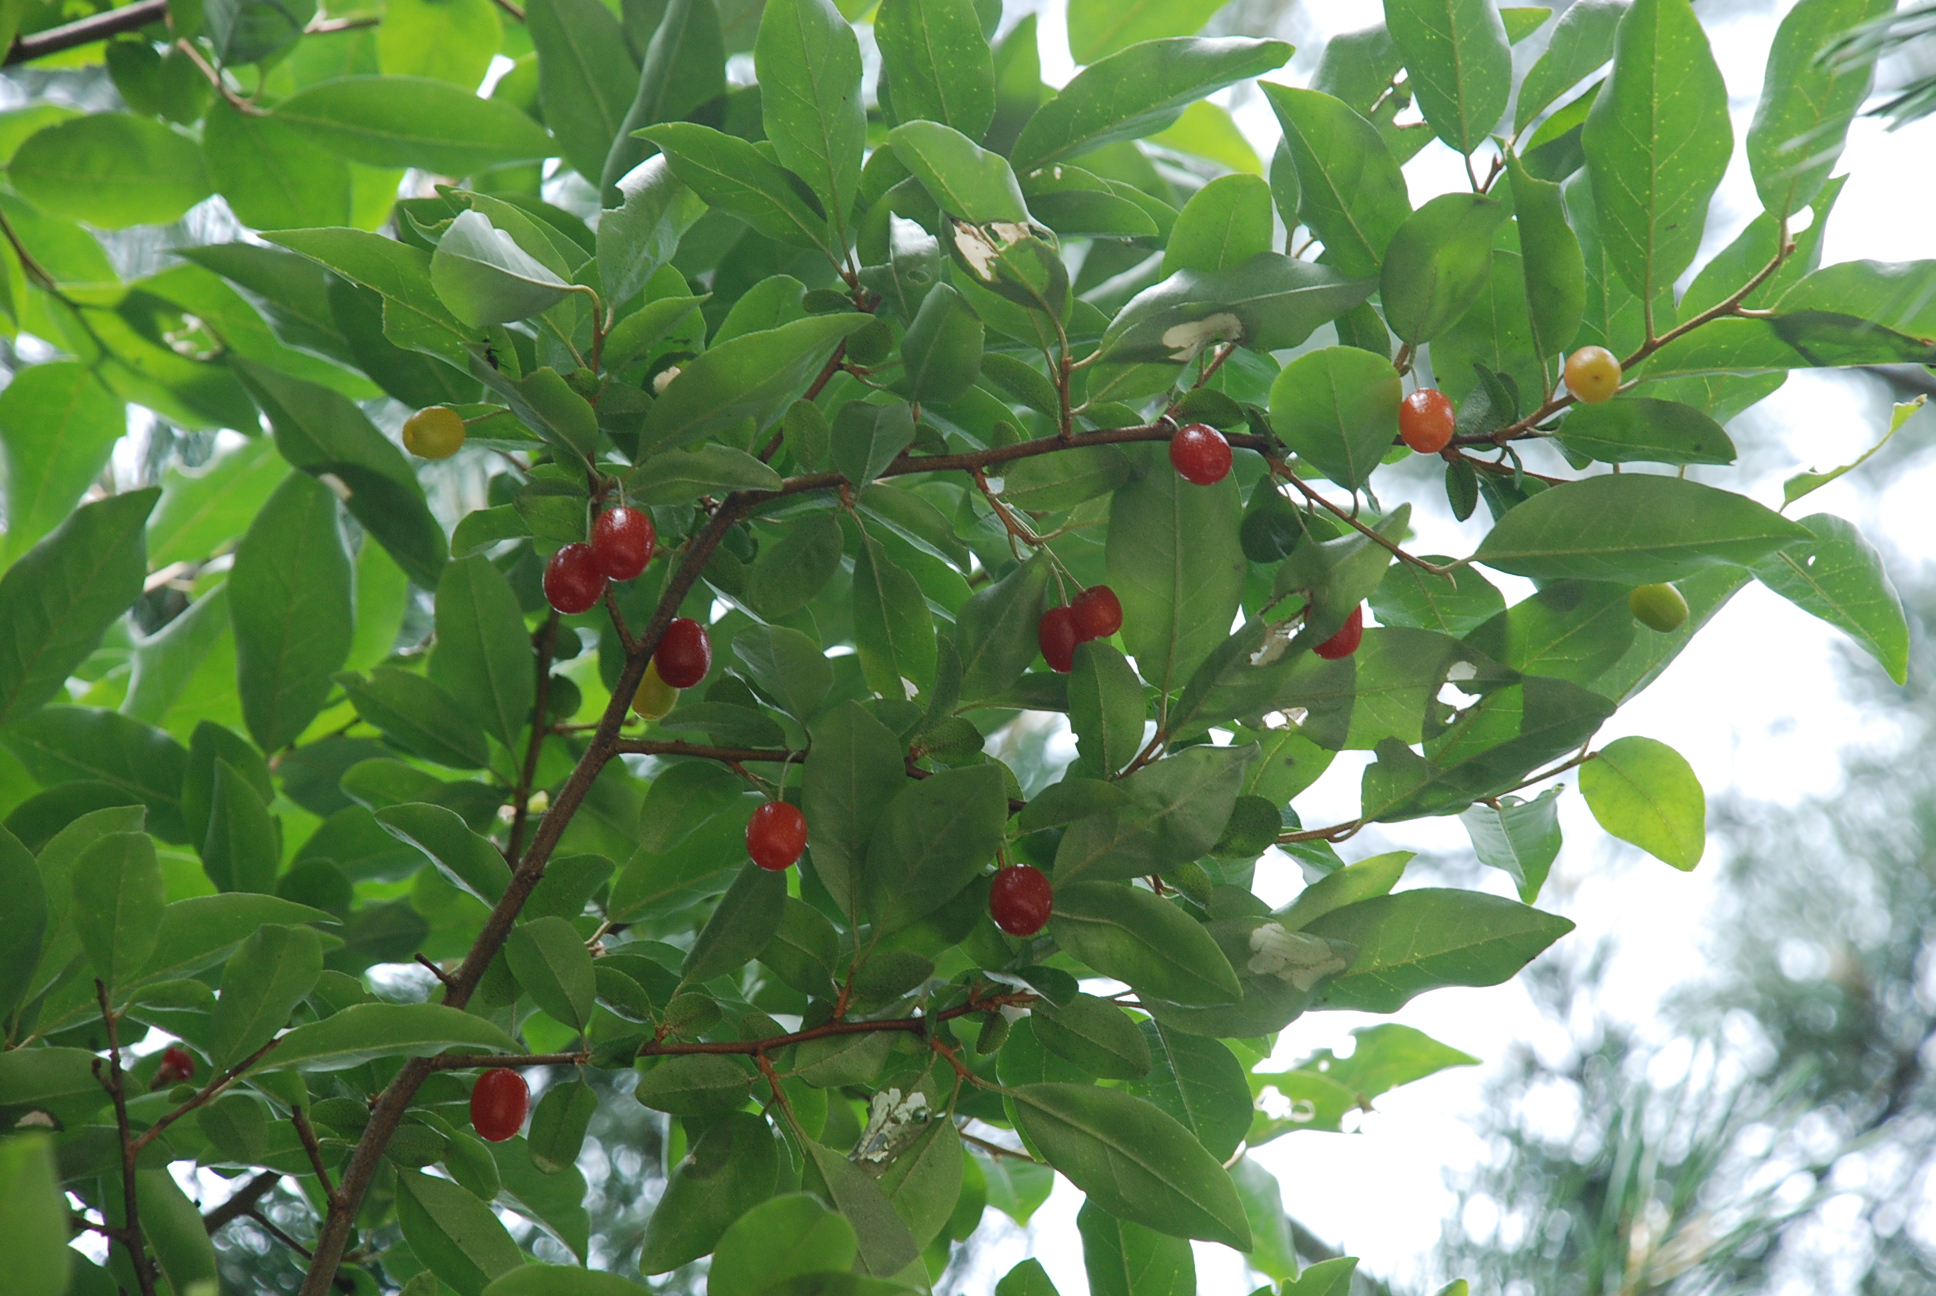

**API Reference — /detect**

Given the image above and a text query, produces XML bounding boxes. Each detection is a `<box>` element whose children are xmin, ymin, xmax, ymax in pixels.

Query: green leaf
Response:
<box><xmin>1752</xmin><ymin>512</ymin><xmax>1908</xmax><ymax>685</ymax></box>
<box><xmin>1465</xmin><ymin>579</ymin><xmax>1636</xmax><ymax>686</ymax></box>
<box><xmin>9</xmin><ymin>113</ymin><xmax>209</xmax><ymax>229</ymax></box>
<box><xmin>684</xmin><ymin>862</ymin><xmax>788</xmax><ymax>983</ymax></box>
<box><xmin>1052</xmin><ymin>743</ymin><xmax>1255</xmax><ymax>882</ymax></box>
<box><xmin>602</xmin><ymin>0</ymin><xmax>726</xmax><ymax>199</ymax></box>
<box><xmin>202</xmin><ymin>103</ymin><xmax>353</xmax><ymax>231</ymax></box>
<box><xmin>633</xmin><ymin>1053</ymin><xmax>755</xmax><ymax>1115</ymax></box>
<box><xmin>1747</xmin><ymin>0</ymin><xmax>1890</xmax><ymax>218</ymax></box>
<box><xmin>756</xmin><ymin>0</ymin><xmax>866</xmax><ymax>243</ymax></box>
<box><xmin>1516</xmin><ymin>0</ymin><xmax>1623</xmax><ymax>131</ymax></box>
<box><xmin>1554</xmin><ymin>397</ymin><xmax>1735</xmax><ymax>465</ymax></box>
<box><xmin>832</xmin><ymin>400</ymin><xmax>918</xmax><ymax>495</ymax></box>
<box><xmin>877</xmin><ymin>1116</ymin><xmax>964</xmax><ymax>1248</ymax></box>
<box><xmin>0</xmin><ymin>1134</ymin><xmax>69</xmax><ymax>1296</ymax></box>
<box><xmin>228</xmin><ymin>472</ymin><xmax>353</xmax><ymax>751</ymax></box>
<box><xmin>1303</xmin><ymin>887</ymin><xmax>1575</xmax><ymax>1011</ymax></box>
<box><xmin>0</xmin><ymin>825</ymin><xmax>45</xmax><ymax>1020</ymax></box>
<box><xmin>431</xmin><ymin>555</ymin><xmax>535</xmax><ymax>754</ymax></box>
<box><xmin>801</xmin><ymin>1136</ymin><xmax>919</xmax><ymax>1277</ymax></box>
<box><xmin>341</xmin><ymin>667</ymin><xmax>492</xmax><ymax>769</ymax></box>
<box><xmin>202</xmin><ymin>757</ymin><xmax>280</xmax><ymax>893</ymax></box>
<box><xmin>877</xmin><ymin>0</ymin><xmax>996</xmax><ymax>138</ymax></box>
<box><xmin>1372</xmin><ymin>560</ymin><xmax>1505</xmax><ymax>637</ymax></box>
<box><xmin>1263</xmin><ymin>84</ymin><xmax>1412</xmax><ymax>279</ymax></box>
<box><xmin>208</xmin><ymin>923</ymin><xmax>324</xmax><ymax>1069</ymax></box>
<box><xmin>1033</xmin><ymin>992</ymin><xmax>1152</xmax><ymax>1080</ymax></box>
<box><xmin>3</xmin><ymin>707</ymin><xmax>189</xmax><ymax>844</ymax></box>
<box><xmin>1099</xmin><ymin>252</ymin><xmax>1373</xmax><ymax>366</ymax></box>
<box><xmin>1473</xmin><ymin>474</ymin><xmax>1812</xmax><ymax>582</ymax></box>
<box><xmin>956</xmin><ymin>551</ymin><xmax>1051</xmax><ymax>701</ymax></box>
<box><xmin>639</xmin><ymin>123</ymin><xmax>833</xmax><ymax>254</ymax></box>
<box><xmin>0</xmin><ymin>362</ymin><xmax>124</xmax><ymax>563</ymax></box>
<box><xmin>1079</xmin><ymin>1200</ymin><xmax>1196</xmax><ymax>1296</ymax></box>
<box><xmin>396</xmin><ymin>1167</ymin><xmax>526</xmax><ymax>1296</ymax></box>
<box><xmin>432</xmin><ymin>209</ymin><xmax>576</xmax><ymax>328</ymax></box>
<box><xmin>1131</xmin><ymin>1020</ymin><xmax>1252</xmax><ymax>1161</ymax></box>
<box><xmin>1269</xmin><ymin>346</ymin><xmax>1404</xmax><ymax>493</ymax></box>
<box><xmin>482</xmin><ymin>1268</ymin><xmax>647</xmax><ymax>1296</ymax></box>
<box><xmin>1508</xmin><ymin>155</ymin><xmax>1588</xmax><ymax>366</ymax></box>
<box><xmin>597</xmin><ymin>157</ymin><xmax>709</xmax><ymax>305</ymax></box>
<box><xmin>731</xmin><ymin>625</ymin><xmax>833</xmax><ymax>722</ymax></box>
<box><xmin>1460</xmin><ymin>787</ymin><xmax>1564</xmax><ymax>901</ymax></box>
<box><xmin>710</xmin><ymin>1193</ymin><xmax>859</xmax><ymax>1296</ymax></box>
<box><xmin>1385</xmin><ymin>0</ymin><xmax>1514</xmax><ymax>154</ymax></box>
<box><xmin>377</xmin><ymin>0</ymin><xmax>500</xmax><ymax>88</ymax></box>
<box><xmin>505</xmin><ymin>915</ymin><xmax>596</xmax><ymax>1030</ymax></box>
<box><xmin>1162</xmin><ymin>173</ymin><xmax>1272</xmax><ymax>277</ymax></box>
<box><xmin>1380</xmin><ymin>193</ymin><xmax>1509</xmax><ymax>347</ymax></box>
<box><xmin>746</xmin><ymin>511</ymin><xmax>846</xmax><ymax>619</ymax></box>
<box><xmin>1008</xmin><ymin>1083</ymin><xmax>1249</xmax><ymax>1248</ymax></box>
<box><xmin>1067</xmin><ymin>0</ymin><xmax>1231</xmax><ymax>64</ymax></box>
<box><xmin>528</xmin><ymin>0</ymin><xmax>638</xmax><ymax>183</ymax></box>
<box><xmin>1050</xmin><ymin>881</ymin><xmax>1241</xmax><ymax>1006</ymax></box>
<box><xmin>1579</xmin><ymin>733</ymin><xmax>1705</xmax><ymax>868</ymax></box>
<box><xmin>902</xmin><ymin>281</ymin><xmax>986</xmax><ymax>405</ymax></box>
<box><xmin>852</xmin><ymin>532</ymin><xmax>937</xmax><ymax>697</ymax></box>
<box><xmin>802</xmin><ymin>701</ymin><xmax>906</xmax><ymax>919</ymax></box>
<box><xmin>996</xmin><ymin>1258</ymin><xmax>1062</xmax><ymax>1296</ymax></box>
<box><xmin>266</xmin><ymin>227</ymin><xmax>473</xmax><ymax>368</ymax></box>
<box><xmin>377</xmin><ymin>801</ymin><xmax>512</xmax><ymax>904</ymax></box>
<box><xmin>1011</xmin><ymin>37</ymin><xmax>1291</xmax><ymax>172</ymax></box>
<box><xmin>1581</xmin><ymin>0</ymin><xmax>1733</xmax><ymax>300</ymax></box>
<box><xmin>274</xmin><ymin>76</ymin><xmax>556</xmax><ymax>174</ymax></box>
<box><xmin>1107</xmin><ymin>451</ymin><xmax>1246</xmax><ymax>694</ymax></box>
<box><xmin>265</xmin><ymin>1002</ymin><xmax>523</xmax><ymax>1070</ymax></box>
<box><xmin>761</xmin><ymin>895</ymin><xmax>839</xmax><ymax>996</ymax></box>
<box><xmin>147</xmin><ymin>438</ymin><xmax>290</xmax><ymax>570</ymax></box>
<box><xmin>864</xmin><ymin>763</ymin><xmax>1007</xmax><ymax>932</ymax></box>
<box><xmin>1633</xmin><ymin>310</ymin><xmax>1936</xmax><ymax>382</ymax></box>
<box><xmin>1068</xmin><ymin>641</ymin><xmax>1145</xmax><ymax>779</ymax></box>
<box><xmin>70</xmin><ymin>832</ymin><xmax>165</xmax><ymax>990</ymax></box>
<box><xmin>0</xmin><ymin>488</ymin><xmax>157</xmax><ymax>728</ymax></box>
<box><xmin>889</xmin><ymin>120</ymin><xmax>1027</xmax><ymax>224</ymax></box>
<box><xmin>641</xmin><ymin>314</ymin><xmax>873</xmax><ymax>453</ymax></box>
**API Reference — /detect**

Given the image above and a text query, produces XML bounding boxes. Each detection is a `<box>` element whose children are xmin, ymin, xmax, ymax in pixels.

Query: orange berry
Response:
<box><xmin>1563</xmin><ymin>346</ymin><xmax>1622</xmax><ymax>404</ymax></box>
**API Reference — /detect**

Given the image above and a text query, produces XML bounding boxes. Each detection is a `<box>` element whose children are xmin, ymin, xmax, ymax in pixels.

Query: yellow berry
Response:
<box><xmin>1563</xmin><ymin>346</ymin><xmax>1622</xmax><ymax>404</ymax></box>
<box><xmin>632</xmin><ymin>659</ymin><xmax>679</xmax><ymax>720</ymax></box>
<box><xmin>402</xmin><ymin>406</ymin><xmax>467</xmax><ymax>459</ymax></box>
<box><xmin>1628</xmin><ymin>583</ymin><xmax>1689</xmax><ymax>633</ymax></box>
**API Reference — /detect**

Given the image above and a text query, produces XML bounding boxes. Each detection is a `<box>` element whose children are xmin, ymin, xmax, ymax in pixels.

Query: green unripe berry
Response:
<box><xmin>402</xmin><ymin>406</ymin><xmax>466</xmax><ymax>459</ymax></box>
<box><xmin>565</xmin><ymin>367</ymin><xmax>600</xmax><ymax>400</ymax></box>
<box><xmin>1629</xmin><ymin>582</ymin><xmax>1689</xmax><ymax>633</ymax></box>
<box><xmin>845</xmin><ymin>318</ymin><xmax>893</xmax><ymax>366</ymax></box>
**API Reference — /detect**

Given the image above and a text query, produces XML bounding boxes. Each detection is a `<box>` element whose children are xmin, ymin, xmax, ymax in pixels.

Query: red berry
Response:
<box><xmin>543</xmin><ymin>543</ymin><xmax>607</xmax><ymax>615</ymax></box>
<box><xmin>1169</xmin><ymin>423</ymin><xmax>1231</xmax><ymax>486</ymax></box>
<box><xmin>747</xmin><ymin>800</ymin><xmax>807</xmax><ymax>871</ymax></box>
<box><xmin>1038</xmin><ymin>605</ymin><xmax>1079</xmax><ymax>674</ymax></box>
<box><xmin>1399</xmin><ymin>388</ymin><xmax>1455</xmax><ymax>454</ymax></box>
<box><xmin>470</xmin><ymin>1067</ymin><xmax>529</xmax><ymax>1142</ymax></box>
<box><xmin>1069</xmin><ymin>585</ymin><xmax>1123</xmax><ymax>642</ymax></box>
<box><xmin>990</xmin><ymin>865</ymin><xmax>1053</xmax><ymax>936</ymax></box>
<box><xmin>1313</xmin><ymin>604</ymin><xmax>1365</xmax><ymax>660</ymax></box>
<box><xmin>655</xmin><ymin>617</ymin><xmax>712</xmax><ymax>689</ymax></box>
<box><xmin>591</xmin><ymin>506</ymin><xmax>655</xmax><ymax>581</ymax></box>
<box><xmin>155</xmin><ymin>1046</ymin><xmax>196</xmax><ymax>1085</ymax></box>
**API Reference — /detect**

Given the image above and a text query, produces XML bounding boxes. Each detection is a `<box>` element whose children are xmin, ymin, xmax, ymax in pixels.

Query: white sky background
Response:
<box><xmin>951</xmin><ymin>2</ymin><xmax>1936</xmax><ymax>1293</ymax></box>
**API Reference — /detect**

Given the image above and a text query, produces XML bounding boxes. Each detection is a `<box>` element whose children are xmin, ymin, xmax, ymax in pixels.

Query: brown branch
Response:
<box><xmin>491</xmin><ymin>0</ymin><xmax>525</xmax><ymax>20</ymax></box>
<box><xmin>1277</xmin><ymin>817</ymin><xmax>1366</xmax><ymax>846</ymax></box>
<box><xmin>131</xmin><ymin>1035</ymin><xmax>281</xmax><ymax>1155</ymax></box>
<box><xmin>602</xmin><ymin>583</ymin><xmax>637</xmax><ymax>656</ymax></box>
<box><xmin>4</xmin><ymin>0</ymin><xmax>166</xmax><ymax>64</ymax></box>
<box><xmin>94</xmin><ymin>982</ymin><xmax>159</xmax><ymax>1296</ymax></box>
<box><xmin>203</xmin><ymin>1171</ymin><xmax>281</xmax><ymax>1233</ymax></box>
<box><xmin>1268</xmin><ymin>459</ymin><xmax>1460</xmax><ymax>578</ymax></box>
<box><xmin>248</xmin><ymin>1208</ymin><xmax>315</xmax><ymax>1259</ymax></box>
<box><xmin>173</xmin><ymin>38</ymin><xmax>267</xmax><ymax>116</ymax></box>
<box><xmin>413</xmin><ymin>953</ymin><xmax>454</xmax><ymax>987</ymax></box>
<box><xmin>289</xmin><ymin>1107</ymin><xmax>339</xmax><ymax>1204</ymax></box>
<box><xmin>430</xmin><ymin>1051</ymin><xmax>592</xmax><ymax>1070</ymax></box>
<box><xmin>637</xmin><ymin>989</ymin><xmax>1033</xmax><ymax>1059</ymax></box>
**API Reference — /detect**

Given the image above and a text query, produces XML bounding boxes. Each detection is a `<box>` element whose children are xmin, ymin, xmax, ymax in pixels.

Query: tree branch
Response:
<box><xmin>3</xmin><ymin>0</ymin><xmax>166</xmax><ymax>65</ymax></box>
<box><xmin>203</xmin><ymin>1171</ymin><xmax>281</xmax><ymax>1233</ymax></box>
<box><xmin>290</xmin><ymin>1107</ymin><xmax>339</xmax><ymax>1204</ymax></box>
<box><xmin>94</xmin><ymin>981</ymin><xmax>158</xmax><ymax>1296</ymax></box>
<box><xmin>130</xmin><ymin>1034</ymin><xmax>281</xmax><ymax>1154</ymax></box>
<box><xmin>507</xmin><ymin>613</ymin><xmax>559</xmax><ymax>865</ymax></box>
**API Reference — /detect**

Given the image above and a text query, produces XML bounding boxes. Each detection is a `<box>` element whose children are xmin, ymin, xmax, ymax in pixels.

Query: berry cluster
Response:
<box><xmin>1038</xmin><ymin>585</ymin><xmax>1124</xmax><ymax>673</ymax></box>
<box><xmin>543</xmin><ymin>507</ymin><xmax>657</xmax><ymax>614</ymax></box>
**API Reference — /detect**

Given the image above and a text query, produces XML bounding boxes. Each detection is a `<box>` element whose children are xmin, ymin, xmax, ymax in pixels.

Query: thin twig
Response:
<box><xmin>3</xmin><ymin>0</ymin><xmax>166</xmax><ymax>64</ymax></box>
<box><xmin>203</xmin><ymin>1171</ymin><xmax>281</xmax><ymax>1233</ymax></box>
<box><xmin>131</xmin><ymin>1035</ymin><xmax>282</xmax><ymax>1155</ymax></box>
<box><xmin>959</xmin><ymin>1127</ymin><xmax>1043</xmax><ymax>1163</ymax></box>
<box><xmin>289</xmin><ymin>1108</ymin><xmax>339</xmax><ymax>1204</ymax></box>
<box><xmin>414</xmin><ymin>954</ymin><xmax>454</xmax><ymax>987</ymax></box>
<box><xmin>94</xmin><ymin>982</ymin><xmax>159</xmax><ymax>1296</ymax></box>
<box><xmin>174</xmin><ymin>39</ymin><xmax>267</xmax><ymax>116</ymax></box>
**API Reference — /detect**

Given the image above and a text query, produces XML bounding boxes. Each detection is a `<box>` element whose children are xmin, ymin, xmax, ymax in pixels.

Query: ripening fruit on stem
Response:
<box><xmin>154</xmin><ymin>1046</ymin><xmax>196</xmax><ymax>1085</ymax></box>
<box><xmin>543</xmin><ymin>543</ymin><xmax>607</xmax><ymax>615</ymax></box>
<box><xmin>592</xmin><ymin>506</ymin><xmax>654</xmax><ymax>581</ymax></box>
<box><xmin>1399</xmin><ymin>388</ymin><xmax>1456</xmax><ymax>454</ymax></box>
<box><xmin>1629</xmin><ymin>582</ymin><xmax>1690</xmax><ymax>633</ymax></box>
<box><xmin>1564</xmin><ymin>346</ymin><xmax>1622</xmax><ymax>404</ymax></box>
<box><xmin>1169</xmin><ymin>423</ymin><xmax>1232</xmax><ymax>485</ymax></box>
<box><xmin>655</xmin><ymin>617</ymin><xmax>712</xmax><ymax>689</ymax></box>
<box><xmin>990</xmin><ymin>864</ymin><xmax>1054</xmax><ymax>936</ymax></box>
<box><xmin>632</xmin><ymin>660</ymin><xmax>679</xmax><ymax>720</ymax></box>
<box><xmin>1313</xmin><ymin>604</ymin><xmax>1365</xmax><ymax>660</ymax></box>
<box><xmin>1039</xmin><ymin>605</ymin><xmax>1080</xmax><ymax>673</ymax></box>
<box><xmin>747</xmin><ymin>800</ymin><xmax>808</xmax><ymax>871</ymax></box>
<box><xmin>470</xmin><ymin>1067</ymin><xmax>529</xmax><ymax>1142</ymax></box>
<box><xmin>1070</xmin><ymin>585</ymin><xmax>1123</xmax><ymax>641</ymax></box>
<box><xmin>402</xmin><ymin>406</ymin><xmax>466</xmax><ymax>459</ymax></box>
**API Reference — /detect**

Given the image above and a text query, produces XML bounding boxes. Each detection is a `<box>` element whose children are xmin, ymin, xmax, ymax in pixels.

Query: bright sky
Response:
<box><xmin>955</xmin><ymin>2</ymin><xmax>1936</xmax><ymax>1292</ymax></box>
